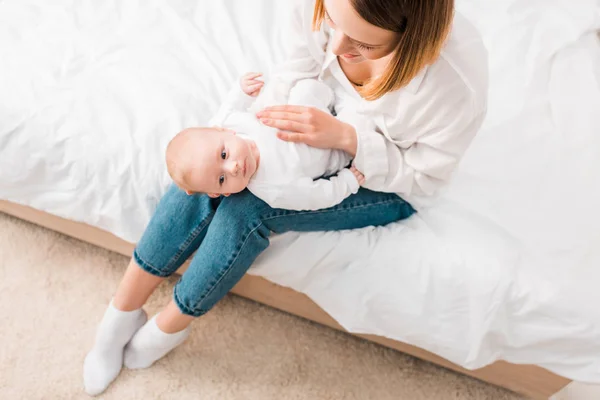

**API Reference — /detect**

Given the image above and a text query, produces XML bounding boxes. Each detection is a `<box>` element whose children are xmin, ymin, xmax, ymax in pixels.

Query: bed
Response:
<box><xmin>1</xmin><ymin>0</ymin><xmax>599</xmax><ymax>398</ymax></box>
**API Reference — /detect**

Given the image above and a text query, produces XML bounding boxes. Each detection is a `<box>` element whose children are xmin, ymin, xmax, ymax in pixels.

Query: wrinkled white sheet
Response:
<box><xmin>1</xmin><ymin>0</ymin><xmax>600</xmax><ymax>382</ymax></box>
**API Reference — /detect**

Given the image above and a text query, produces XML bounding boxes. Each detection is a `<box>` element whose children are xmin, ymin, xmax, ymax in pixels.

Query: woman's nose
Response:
<box><xmin>331</xmin><ymin>30</ymin><xmax>354</xmax><ymax>55</ymax></box>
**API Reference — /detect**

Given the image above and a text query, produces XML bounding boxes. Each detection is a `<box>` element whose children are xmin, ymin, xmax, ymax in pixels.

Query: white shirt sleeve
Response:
<box><xmin>250</xmin><ymin>0</ymin><xmax>328</xmax><ymax>112</ymax></box>
<box><xmin>273</xmin><ymin>0</ymin><xmax>327</xmax><ymax>81</ymax></box>
<box><xmin>250</xmin><ymin>168</ymin><xmax>360</xmax><ymax>211</ymax></box>
<box><xmin>209</xmin><ymin>84</ymin><xmax>255</xmax><ymax>126</ymax></box>
<box><xmin>352</xmin><ymin>93</ymin><xmax>486</xmax><ymax>197</ymax></box>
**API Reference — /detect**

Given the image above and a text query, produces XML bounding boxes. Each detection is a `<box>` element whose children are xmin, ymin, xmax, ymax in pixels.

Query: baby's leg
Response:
<box><xmin>288</xmin><ymin>79</ymin><xmax>335</xmax><ymax>113</ymax></box>
<box><xmin>84</xmin><ymin>186</ymin><xmax>221</xmax><ymax>395</ymax></box>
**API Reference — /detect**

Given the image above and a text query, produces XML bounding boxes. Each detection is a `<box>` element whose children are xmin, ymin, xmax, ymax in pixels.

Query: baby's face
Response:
<box><xmin>168</xmin><ymin>127</ymin><xmax>260</xmax><ymax>197</ymax></box>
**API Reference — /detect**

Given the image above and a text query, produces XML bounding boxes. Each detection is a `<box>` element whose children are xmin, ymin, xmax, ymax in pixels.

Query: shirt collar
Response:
<box><xmin>322</xmin><ymin>42</ymin><xmax>429</xmax><ymax>115</ymax></box>
<box><xmin>362</xmin><ymin>65</ymin><xmax>429</xmax><ymax>116</ymax></box>
<box><xmin>404</xmin><ymin>65</ymin><xmax>429</xmax><ymax>94</ymax></box>
<box><xmin>322</xmin><ymin>47</ymin><xmax>337</xmax><ymax>72</ymax></box>
<box><xmin>323</xmin><ymin>25</ymin><xmax>429</xmax><ymax>95</ymax></box>
<box><xmin>324</xmin><ymin>53</ymin><xmax>429</xmax><ymax>93</ymax></box>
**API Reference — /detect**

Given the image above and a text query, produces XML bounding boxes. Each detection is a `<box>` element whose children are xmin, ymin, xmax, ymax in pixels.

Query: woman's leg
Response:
<box><xmin>173</xmin><ymin>188</ymin><xmax>414</xmax><ymax>317</ymax></box>
<box><xmin>112</xmin><ymin>259</ymin><xmax>164</xmax><ymax>311</ymax></box>
<box><xmin>122</xmin><ymin>188</ymin><xmax>414</xmax><ymax>369</ymax></box>
<box><xmin>156</xmin><ymin>300</ymin><xmax>194</xmax><ymax>334</ymax></box>
<box><xmin>84</xmin><ymin>186</ymin><xmax>222</xmax><ymax>395</ymax></box>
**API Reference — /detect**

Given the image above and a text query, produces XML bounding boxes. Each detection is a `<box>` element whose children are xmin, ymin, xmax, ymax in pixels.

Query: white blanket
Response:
<box><xmin>1</xmin><ymin>0</ymin><xmax>599</xmax><ymax>382</ymax></box>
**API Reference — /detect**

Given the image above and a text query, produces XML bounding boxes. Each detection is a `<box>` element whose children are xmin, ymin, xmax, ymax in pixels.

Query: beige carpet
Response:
<box><xmin>0</xmin><ymin>212</ymin><xmax>523</xmax><ymax>400</ymax></box>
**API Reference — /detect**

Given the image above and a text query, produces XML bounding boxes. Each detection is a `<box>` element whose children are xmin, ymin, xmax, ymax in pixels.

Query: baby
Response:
<box><xmin>165</xmin><ymin>76</ymin><xmax>365</xmax><ymax>211</ymax></box>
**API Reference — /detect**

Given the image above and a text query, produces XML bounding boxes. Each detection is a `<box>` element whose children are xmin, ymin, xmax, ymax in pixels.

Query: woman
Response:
<box><xmin>84</xmin><ymin>0</ymin><xmax>487</xmax><ymax>395</ymax></box>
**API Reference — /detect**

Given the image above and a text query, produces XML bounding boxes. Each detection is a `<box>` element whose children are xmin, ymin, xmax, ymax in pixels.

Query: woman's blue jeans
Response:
<box><xmin>134</xmin><ymin>185</ymin><xmax>415</xmax><ymax>317</ymax></box>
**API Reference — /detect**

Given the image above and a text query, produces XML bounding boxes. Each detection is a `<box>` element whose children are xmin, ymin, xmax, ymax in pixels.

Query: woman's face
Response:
<box><xmin>324</xmin><ymin>0</ymin><xmax>400</xmax><ymax>64</ymax></box>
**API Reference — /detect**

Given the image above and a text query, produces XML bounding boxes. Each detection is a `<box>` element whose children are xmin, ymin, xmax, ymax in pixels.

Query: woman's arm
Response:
<box><xmin>275</xmin><ymin>0</ymin><xmax>328</xmax><ymax>80</ymax></box>
<box><xmin>256</xmin><ymin>105</ymin><xmax>359</xmax><ymax>154</ymax></box>
<box><xmin>355</xmin><ymin>95</ymin><xmax>486</xmax><ymax>197</ymax></box>
<box><xmin>252</xmin><ymin>0</ymin><xmax>328</xmax><ymax>111</ymax></box>
<box><xmin>258</xmin><ymin>93</ymin><xmax>486</xmax><ymax>198</ymax></box>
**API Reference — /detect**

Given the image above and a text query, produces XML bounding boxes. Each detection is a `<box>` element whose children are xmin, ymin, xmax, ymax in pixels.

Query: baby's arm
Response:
<box><xmin>208</xmin><ymin>74</ymin><xmax>263</xmax><ymax>126</ymax></box>
<box><xmin>252</xmin><ymin>167</ymin><xmax>364</xmax><ymax>211</ymax></box>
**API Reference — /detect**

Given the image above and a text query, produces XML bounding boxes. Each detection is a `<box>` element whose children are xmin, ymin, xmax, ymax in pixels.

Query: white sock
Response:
<box><xmin>123</xmin><ymin>315</ymin><xmax>190</xmax><ymax>370</ymax></box>
<box><xmin>83</xmin><ymin>301</ymin><xmax>147</xmax><ymax>396</ymax></box>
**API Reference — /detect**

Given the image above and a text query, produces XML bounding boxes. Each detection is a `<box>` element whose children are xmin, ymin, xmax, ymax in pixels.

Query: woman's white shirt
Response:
<box><xmin>266</xmin><ymin>0</ymin><xmax>489</xmax><ymax>209</ymax></box>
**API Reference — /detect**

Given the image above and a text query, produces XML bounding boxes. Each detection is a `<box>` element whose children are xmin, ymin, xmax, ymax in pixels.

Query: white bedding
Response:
<box><xmin>1</xmin><ymin>0</ymin><xmax>600</xmax><ymax>382</ymax></box>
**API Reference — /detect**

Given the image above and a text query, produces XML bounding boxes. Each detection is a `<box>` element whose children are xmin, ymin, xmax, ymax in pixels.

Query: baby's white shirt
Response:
<box><xmin>209</xmin><ymin>80</ymin><xmax>358</xmax><ymax>211</ymax></box>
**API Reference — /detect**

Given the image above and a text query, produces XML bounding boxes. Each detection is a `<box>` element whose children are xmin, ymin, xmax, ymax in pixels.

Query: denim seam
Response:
<box><xmin>187</xmin><ymin>221</ymin><xmax>265</xmax><ymax>315</ymax></box>
<box><xmin>133</xmin><ymin>250</ymin><xmax>170</xmax><ymax>277</ymax></box>
<box><xmin>135</xmin><ymin>215</ymin><xmax>213</xmax><ymax>277</ymax></box>
<box><xmin>262</xmin><ymin>197</ymin><xmax>404</xmax><ymax>221</ymax></box>
<box><xmin>185</xmin><ymin>197</ymin><xmax>408</xmax><ymax>315</ymax></box>
<box><xmin>174</xmin><ymin>285</ymin><xmax>206</xmax><ymax>316</ymax></box>
<box><xmin>163</xmin><ymin>216</ymin><xmax>212</xmax><ymax>273</ymax></box>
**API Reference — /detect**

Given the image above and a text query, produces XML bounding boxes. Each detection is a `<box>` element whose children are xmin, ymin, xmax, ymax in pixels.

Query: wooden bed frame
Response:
<box><xmin>0</xmin><ymin>200</ymin><xmax>573</xmax><ymax>399</ymax></box>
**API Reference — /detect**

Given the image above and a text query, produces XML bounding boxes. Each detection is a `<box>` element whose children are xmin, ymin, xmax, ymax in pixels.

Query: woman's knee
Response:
<box><xmin>151</xmin><ymin>185</ymin><xmax>219</xmax><ymax>227</ymax></box>
<box><xmin>135</xmin><ymin>186</ymin><xmax>220</xmax><ymax>277</ymax></box>
<box><xmin>170</xmin><ymin>191</ymin><xmax>274</xmax><ymax>317</ymax></box>
<box><xmin>217</xmin><ymin>190</ymin><xmax>270</xmax><ymax>226</ymax></box>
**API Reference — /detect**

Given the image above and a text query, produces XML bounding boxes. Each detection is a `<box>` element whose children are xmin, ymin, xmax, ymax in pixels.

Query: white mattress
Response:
<box><xmin>1</xmin><ymin>0</ymin><xmax>600</xmax><ymax>382</ymax></box>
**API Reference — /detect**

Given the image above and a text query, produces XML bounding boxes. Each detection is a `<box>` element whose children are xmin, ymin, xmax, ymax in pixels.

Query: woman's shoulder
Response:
<box><xmin>371</xmin><ymin>12</ymin><xmax>488</xmax><ymax>119</ymax></box>
<box><xmin>432</xmin><ymin>12</ymin><xmax>489</xmax><ymax>109</ymax></box>
<box><xmin>286</xmin><ymin>0</ymin><xmax>329</xmax><ymax>59</ymax></box>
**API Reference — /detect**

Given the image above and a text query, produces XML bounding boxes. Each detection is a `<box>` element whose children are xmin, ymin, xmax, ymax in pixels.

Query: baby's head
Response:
<box><xmin>166</xmin><ymin>127</ymin><xmax>260</xmax><ymax>197</ymax></box>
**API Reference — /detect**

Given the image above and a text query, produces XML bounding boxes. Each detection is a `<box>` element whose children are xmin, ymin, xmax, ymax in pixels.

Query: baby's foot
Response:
<box><xmin>124</xmin><ymin>315</ymin><xmax>190</xmax><ymax>369</ymax></box>
<box><xmin>83</xmin><ymin>302</ymin><xmax>147</xmax><ymax>396</ymax></box>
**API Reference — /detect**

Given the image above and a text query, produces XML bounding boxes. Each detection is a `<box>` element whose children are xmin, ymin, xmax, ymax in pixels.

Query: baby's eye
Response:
<box><xmin>219</xmin><ymin>175</ymin><xmax>225</xmax><ymax>186</ymax></box>
<box><xmin>221</xmin><ymin>150</ymin><xmax>227</xmax><ymax>160</ymax></box>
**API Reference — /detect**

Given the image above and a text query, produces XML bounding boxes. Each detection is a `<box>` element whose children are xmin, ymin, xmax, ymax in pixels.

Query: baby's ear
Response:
<box><xmin>208</xmin><ymin>193</ymin><xmax>220</xmax><ymax>198</ymax></box>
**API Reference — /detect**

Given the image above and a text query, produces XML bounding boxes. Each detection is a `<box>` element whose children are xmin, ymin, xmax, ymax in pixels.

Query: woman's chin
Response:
<box><xmin>339</xmin><ymin>54</ymin><xmax>366</xmax><ymax>64</ymax></box>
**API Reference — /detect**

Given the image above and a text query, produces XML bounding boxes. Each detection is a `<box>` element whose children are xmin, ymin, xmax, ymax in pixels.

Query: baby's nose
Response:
<box><xmin>227</xmin><ymin>161</ymin><xmax>239</xmax><ymax>175</ymax></box>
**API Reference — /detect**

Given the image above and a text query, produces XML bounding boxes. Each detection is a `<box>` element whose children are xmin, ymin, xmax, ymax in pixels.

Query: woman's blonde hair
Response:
<box><xmin>313</xmin><ymin>0</ymin><xmax>454</xmax><ymax>101</ymax></box>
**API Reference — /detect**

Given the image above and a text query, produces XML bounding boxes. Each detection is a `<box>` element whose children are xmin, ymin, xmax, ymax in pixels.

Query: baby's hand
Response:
<box><xmin>350</xmin><ymin>166</ymin><xmax>365</xmax><ymax>186</ymax></box>
<box><xmin>240</xmin><ymin>72</ymin><xmax>264</xmax><ymax>97</ymax></box>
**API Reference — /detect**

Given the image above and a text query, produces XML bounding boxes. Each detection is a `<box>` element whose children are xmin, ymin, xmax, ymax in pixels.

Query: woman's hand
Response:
<box><xmin>256</xmin><ymin>106</ymin><xmax>358</xmax><ymax>156</ymax></box>
<box><xmin>240</xmin><ymin>72</ymin><xmax>264</xmax><ymax>97</ymax></box>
